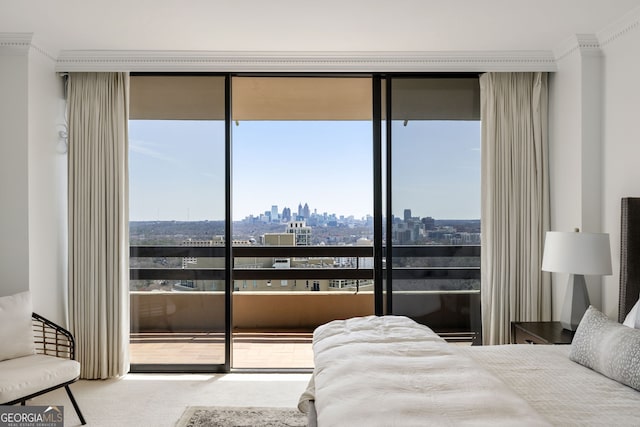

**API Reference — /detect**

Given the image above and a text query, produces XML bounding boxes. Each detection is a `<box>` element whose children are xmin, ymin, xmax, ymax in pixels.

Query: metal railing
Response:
<box><xmin>131</xmin><ymin>245</ymin><xmax>377</xmax><ymax>281</ymax></box>
<box><xmin>129</xmin><ymin>244</ymin><xmax>481</xmax><ymax>342</ymax></box>
<box><xmin>130</xmin><ymin>245</ymin><xmax>479</xmax><ymax>281</ymax></box>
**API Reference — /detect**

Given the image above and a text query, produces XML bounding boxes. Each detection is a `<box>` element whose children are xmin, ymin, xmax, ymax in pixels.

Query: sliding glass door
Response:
<box><xmin>230</xmin><ymin>76</ymin><xmax>374</xmax><ymax>368</ymax></box>
<box><xmin>128</xmin><ymin>75</ymin><xmax>228</xmax><ymax>371</ymax></box>
<box><xmin>126</xmin><ymin>73</ymin><xmax>483</xmax><ymax>372</ymax></box>
<box><xmin>387</xmin><ymin>76</ymin><xmax>482</xmax><ymax>343</ymax></box>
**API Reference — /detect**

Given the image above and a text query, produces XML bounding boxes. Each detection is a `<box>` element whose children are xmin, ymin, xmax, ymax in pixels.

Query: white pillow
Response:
<box><xmin>623</xmin><ymin>300</ymin><xmax>639</xmax><ymax>329</ymax></box>
<box><xmin>0</xmin><ymin>291</ymin><xmax>36</xmax><ymax>361</ymax></box>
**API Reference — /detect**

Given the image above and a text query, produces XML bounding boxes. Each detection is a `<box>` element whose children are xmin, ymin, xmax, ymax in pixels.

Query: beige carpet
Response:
<box><xmin>26</xmin><ymin>373</ymin><xmax>311</xmax><ymax>426</ymax></box>
<box><xmin>176</xmin><ymin>406</ymin><xmax>306</xmax><ymax>427</ymax></box>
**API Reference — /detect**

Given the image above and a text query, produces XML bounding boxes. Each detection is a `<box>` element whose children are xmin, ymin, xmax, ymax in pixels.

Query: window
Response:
<box><xmin>389</xmin><ymin>76</ymin><xmax>481</xmax><ymax>342</ymax></box>
<box><xmin>127</xmin><ymin>74</ymin><xmax>483</xmax><ymax>372</ymax></box>
<box><xmin>231</xmin><ymin>76</ymin><xmax>375</xmax><ymax>295</ymax></box>
<box><xmin>128</xmin><ymin>75</ymin><xmax>227</xmax><ymax>368</ymax></box>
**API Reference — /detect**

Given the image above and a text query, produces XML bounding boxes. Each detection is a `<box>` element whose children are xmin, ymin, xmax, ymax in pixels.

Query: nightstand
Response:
<box><xmin>510</xmin><ymin>321</ymin><xmax>575</xmax><ymax>345</ymax></box>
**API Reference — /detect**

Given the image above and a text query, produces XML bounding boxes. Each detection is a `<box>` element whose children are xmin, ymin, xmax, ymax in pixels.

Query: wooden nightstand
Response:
<box><xmin>511</xmin><ymin>321</ymin><xmax>575</xmax><ymax>345</ymax></box>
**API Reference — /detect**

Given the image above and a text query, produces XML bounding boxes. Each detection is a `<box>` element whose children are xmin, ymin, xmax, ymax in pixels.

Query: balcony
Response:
<box><xmin>129</xmin><ymin>245</ymin><xmax>480</xmax><ymax>370</ymax></box>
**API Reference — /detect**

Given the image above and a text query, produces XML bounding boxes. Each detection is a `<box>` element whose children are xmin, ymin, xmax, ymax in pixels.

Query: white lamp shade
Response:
<box><xmin>542</xmin><ymin>231</ymin><xmax>612</xmax><ymax>275</ymax></box>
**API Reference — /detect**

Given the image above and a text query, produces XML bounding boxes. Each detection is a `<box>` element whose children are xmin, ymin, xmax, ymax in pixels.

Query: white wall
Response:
<box><xmin>0</xmin><ymin>40</ymin><xmax>67</xmax><ymax>325</ymax></box>
<box><xmin>27</xmin><ymin>48</ymin><xmax>67</xmax><ymax>324</ymax></box>
<box><xmin>550</xmin><ymin>23</ymin><xmax>640</xmax><ymax>321</ymax></box>
<box><xmin>601</xmin><ymin>26</ymin><xmax>640</xmax><ymax>319</ymax></box>
<box><xmin>549</xmin><ymin>52</ymin><xmax>582</xmax><ymax>234</ymax></box>
<box><xmin>549</xmin><ymin>53</ymin><xmax>581</xmax><ymax>321</ymax></box>
<box><xmin>0</xmin><ymin>50</ymin><xmax>30</xmax><ymax>296</ymax></box>
<box><xmin>548</xmin><ymin>43</ymin><xmax>605</xmax><ymax>320</ymax></box>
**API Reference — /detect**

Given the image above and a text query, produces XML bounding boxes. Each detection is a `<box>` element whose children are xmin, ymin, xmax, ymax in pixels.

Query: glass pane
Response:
<box><xmin>390</xmin><ymin>77</ymin><xmax>481</xmax><ymax>342</ymax></box>
<box><xmin>231</xmin><ymin>76</ymin><xmax>374</xmax><ymax>368</ymax></box>
<box><xmin>381</xmin><ymin>78</ymin><xmax>389</xmax><ymax>314</ymax></box>
<box><xmin>129</xmin><ymin>75</ymin><xmax>227</xmax><ymax>367</ymax></box>
<box><xmin>130</xmin><ymin>280</ymin><xmax>225</xmax><ymax>365</ymax></box>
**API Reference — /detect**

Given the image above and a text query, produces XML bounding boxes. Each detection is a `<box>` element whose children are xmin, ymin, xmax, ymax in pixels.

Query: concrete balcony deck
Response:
<box><xmin>130</xmin><ymin>330</ymin><xmax>314</xmax><ymax>368</ymax></box>
<box><xmin>130</xmin><ymin>291</ymin><xmax>374</xmax><ymax>369</ymax></box>
<box><xmin>129</xmin><ymin>290</ymin><xmax>477</xmax><ymax>369</ymax></box>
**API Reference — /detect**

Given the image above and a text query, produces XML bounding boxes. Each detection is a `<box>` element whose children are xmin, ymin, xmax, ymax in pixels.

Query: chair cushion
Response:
<box><xmin>0</xmin><ymin>291</ymin><xmax>35</xmax><ymax>361</ymax></box>
<box><xmin>0</xmin><ymin>354</ymin><xmax>80</xmax><ymax>404</ymax></box>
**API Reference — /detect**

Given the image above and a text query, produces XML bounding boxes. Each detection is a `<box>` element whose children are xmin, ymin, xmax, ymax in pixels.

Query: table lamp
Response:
<box><xmin>541</xmin><ymin>229</ymin><xmax>612</xmax><ymax>331</ymax></box>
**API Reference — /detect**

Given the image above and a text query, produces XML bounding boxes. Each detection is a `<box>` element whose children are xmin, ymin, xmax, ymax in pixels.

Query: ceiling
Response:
<box><xmin>2</xmin><ymin>0</ymin><xmax>640</xmax><ymax>56</ymax></box>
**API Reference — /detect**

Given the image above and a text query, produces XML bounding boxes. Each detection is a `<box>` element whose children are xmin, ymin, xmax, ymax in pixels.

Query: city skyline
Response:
<box><xmin>238</xmin><ymin>202</ymin><xmax>481</xmax><ymax>223</ymax></box>
<box><xmin>129</xmin><ymin>119</ymin><xmax>480</xmax><ymax>222</ymax></box>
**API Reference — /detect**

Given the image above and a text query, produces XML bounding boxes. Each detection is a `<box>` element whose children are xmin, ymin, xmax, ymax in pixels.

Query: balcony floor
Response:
<box><xmin>130</xmin><ymin>330</ymin><xmax>314</xmax><ymax>369</ymax></box>
<box><xmin>130</xmin><ymin>330</ymin><xmax>472</xmax><ymax>371</ymax></box>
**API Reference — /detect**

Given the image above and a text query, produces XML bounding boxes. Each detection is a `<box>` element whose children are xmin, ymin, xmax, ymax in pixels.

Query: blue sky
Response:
<box><xmin>129</xmin><ymin>119</ymin><xmax>480</xmax><ymax>222</ymax></box>
<box><xmin>129</xmin><ymin>120</ymin><xmax>226</xmax><ymax>221</ymax></box>
<box><xmin>392</xmin><ymin>120</ymin><xmax>481</xmax><ymax>220</ymax></box>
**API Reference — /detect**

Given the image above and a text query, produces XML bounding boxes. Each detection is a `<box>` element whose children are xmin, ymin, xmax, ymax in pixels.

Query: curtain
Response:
<box><xmin>480</xmin><ymin>72</ymin><xmax>551</xmax><ymax>345</ymax></box>
<box><xmin>67</xmin><ymin>73</ymin><xmax>130</xmax><ymax>378</ymax></box>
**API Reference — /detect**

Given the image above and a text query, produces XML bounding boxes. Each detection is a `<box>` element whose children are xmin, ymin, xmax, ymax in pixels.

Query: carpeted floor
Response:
<box><xmin>176</xmin><ymin>406</ymin><xmax>307</xmax><ymax>427</ymax></box>
<box><xmin>27</xmin><ymin>373</ymin><xmax>311</xmax><ymax>426</ymax></box>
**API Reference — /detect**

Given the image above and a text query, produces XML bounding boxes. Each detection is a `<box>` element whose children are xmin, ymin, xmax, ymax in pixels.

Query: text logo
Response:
<box><xmin>0</xmin><ymin>406</ymin><xmax>64</xmax><ymax>427</ymax></box>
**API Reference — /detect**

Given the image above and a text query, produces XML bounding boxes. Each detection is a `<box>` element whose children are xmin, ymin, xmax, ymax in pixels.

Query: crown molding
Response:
<box><xmin>0</xmin><ymin>33</ymin><xmax>34</xmax><ymax>56</ymax></box>
<box><xmin>0</xmin><ymin>32</ymin><xmax>56</xmax><ymax>62</ymax></box>
<box><xmin>597</xmin><ymin>5</ymin><xmax>640</xmax><ymax>48</ymax></box>
<box><xmin>54</xmin><ymin>50</ymin><xmax>557</xmax><ymax>73</ymax></box>
<box><xmin>553</xmin><ymin>34</ymin><xmax>602</xmax><ymax>62</ymax></box>
<box><xmin>552</xmin><ymin>6</ymin><xmax>640</xmax><ymax>61</ymax></box>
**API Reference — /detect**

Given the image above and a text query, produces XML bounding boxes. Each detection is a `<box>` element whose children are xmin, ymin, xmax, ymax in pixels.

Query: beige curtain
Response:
<box><xmin>480</xmin><ymin>72</ymin><xmax>551</xmax><ymax>345</ymax></box>
<box><xmin>67</xmin><ymin>73</ymin><xmax>130</xmax><ymax>378</ymax></box>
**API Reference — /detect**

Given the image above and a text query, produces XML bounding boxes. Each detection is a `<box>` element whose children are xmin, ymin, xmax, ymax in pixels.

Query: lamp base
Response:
<box><xmin>560</xmin><ymin>274</ymin><xmax>590</xmax><ymax>331</ymax></box>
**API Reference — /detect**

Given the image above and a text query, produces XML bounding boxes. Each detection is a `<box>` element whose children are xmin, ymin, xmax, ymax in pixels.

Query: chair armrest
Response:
<box><xmin>32</xmin><ymin>312</ymin><xmax>76</xmax><ymax>360</ymax></box>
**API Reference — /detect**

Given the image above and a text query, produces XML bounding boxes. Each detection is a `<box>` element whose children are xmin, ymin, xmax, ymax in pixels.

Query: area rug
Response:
<box><xmin>176</xmin><ymin>406</ymin><xmax>307</xmax><ymax>427</ymax></box>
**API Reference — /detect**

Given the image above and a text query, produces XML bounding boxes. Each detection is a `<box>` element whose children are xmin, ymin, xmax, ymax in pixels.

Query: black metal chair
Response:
<box><xmin>1</xmin><ymin>313</ymin><xmax>86</xmax><ymax>425</ymax></box>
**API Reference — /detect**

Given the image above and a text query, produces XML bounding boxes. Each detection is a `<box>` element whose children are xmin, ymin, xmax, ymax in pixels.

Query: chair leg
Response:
<box><xmin>64</xmin><ymin>385</ymin><xmax>86</xmax><ymax>425</ymax></box>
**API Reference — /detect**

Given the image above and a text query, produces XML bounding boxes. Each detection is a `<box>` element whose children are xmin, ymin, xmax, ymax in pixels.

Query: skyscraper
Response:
<box><xmin>282</xmin><ymin>207</ymin><xmax>291</xmax><ymax>221</ymax></box>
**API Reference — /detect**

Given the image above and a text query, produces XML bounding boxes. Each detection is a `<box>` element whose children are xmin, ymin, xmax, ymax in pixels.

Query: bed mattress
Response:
<box><xmin>300</xmin><ymin>315</ymin><xmax>640</xmax><ymax>426</ymax></box>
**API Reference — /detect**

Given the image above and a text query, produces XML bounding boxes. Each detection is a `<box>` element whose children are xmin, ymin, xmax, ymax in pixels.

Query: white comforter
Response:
<box><xmin>460</xmin><ymin>345</ymin><xmax>640</xmax><ymax>426</ymax></box>
<box><xmin>306</xmin><ymin>315</ymin><xmax>550</xmax><ymax>426</ymax></box>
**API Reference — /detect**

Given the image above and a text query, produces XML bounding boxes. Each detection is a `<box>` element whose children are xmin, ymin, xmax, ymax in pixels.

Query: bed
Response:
<box><xmin>298</xmin><ymin>198</ymin><xmax>640</xmax><ymax>426</ymax></box>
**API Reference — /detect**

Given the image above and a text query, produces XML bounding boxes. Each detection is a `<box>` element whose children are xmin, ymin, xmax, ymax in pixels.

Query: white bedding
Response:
<box><xmin>460</xmin><ymin>345</ymin><xmax>640</xmax><ymax>426</ymax></box>
<box><xmin>304</xmin><ymin>315</ymin><xmax>551</xmax><ymax>426</ymax></box>
<box><xmin>301</xmin><ymin>315</ymin><xmax>640</xmax><ymax>426</ymax></box>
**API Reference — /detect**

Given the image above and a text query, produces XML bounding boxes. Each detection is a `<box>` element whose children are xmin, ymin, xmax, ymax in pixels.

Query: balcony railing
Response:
<box><xmin>130</xmin><ymin>245</ymin><xmax>374</xmax><ymax>281</ymax></box>
<box><xmin>129</xmin><ymin>245</ymin><xmax>481</xmax><ymax>342</ymax></box>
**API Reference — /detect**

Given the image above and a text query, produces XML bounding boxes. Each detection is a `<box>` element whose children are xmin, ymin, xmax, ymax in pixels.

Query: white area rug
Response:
<box><xmin>176</xmin><ymin>406</ymin><xmax>307</xmax><ymax>427</ymax></box>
